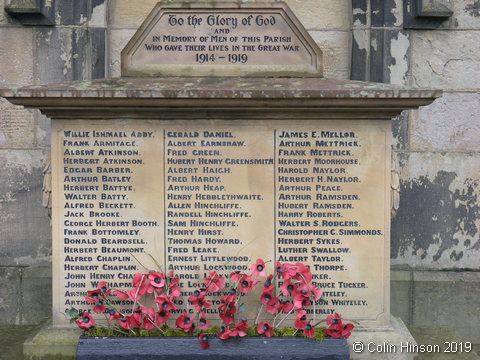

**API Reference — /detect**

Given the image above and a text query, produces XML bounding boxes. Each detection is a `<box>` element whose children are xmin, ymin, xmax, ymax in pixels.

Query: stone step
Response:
<box><xmin>409</xmin><ymin>326</ymin><xmax>479</xmax><ymax>360</ymax></box>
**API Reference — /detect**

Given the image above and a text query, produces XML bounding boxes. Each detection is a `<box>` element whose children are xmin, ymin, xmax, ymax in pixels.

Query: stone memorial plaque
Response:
<box><xmin>52</xmin><ymin>119</ymin><xmax>390</xmax><ymax>328</ymax></box>
<box><xmin>121</xmin><ymin>2</ymin><xmax>323</xmax><ymax>77</ymax></box>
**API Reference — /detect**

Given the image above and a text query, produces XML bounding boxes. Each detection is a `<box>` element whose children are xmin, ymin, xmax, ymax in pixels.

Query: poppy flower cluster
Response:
<box><xmin>69</xmin><ymin>259</ymin><xmax>354</xmax><ymax>349</ymax></box>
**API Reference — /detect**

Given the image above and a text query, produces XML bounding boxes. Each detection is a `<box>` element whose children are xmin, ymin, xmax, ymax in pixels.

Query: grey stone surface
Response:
<box><xmin>0</xmin><ymin>150</ymin><xmax>51</xmax><ymax>266</ymax></box>
<box><xmin>439</xmin><ymin>0</ymin><xmax>480</xmax><ymax>29</ymax></box>
<box><xmin>412</xmin><ymin>271</ymin><xmax>480</xmax><ymax>345</ymax></box>
<box><xmin>411</xmin><ymin>31</ymin><xmax>480</xmax><ymax>90</ymax></box>
<box><xmin>21</xmin><ymin>264</ymin><xmax>52</xmax><ymax>325</ymax></box>
<box><xmin>310</xmin><ymin>31</ymin><xmax>350</xmax><ymax>80</ymax></box>
<box><xmin>0</xmin><ymin>267</ymin><xmax>21</xmax><ymax>325</ymax></box>
<box><xmin>392</xmin><ymin>152</ymin><xmax>480</xmax><ymax>270</ymax></box>
<box><xmin>409</xmin><ymin>326</ymin><xmax>480</xmax><ymax>359</ymax></box>
<box><xmin>391</xmin><ymin>270</ymin><xmax>412</xmax><ymax>326</ymax></box>
<box><xmin>0</xmin><ymin>98</ymin><xmax>35</xmax><ymax>148</ymax></box>
<box><xmin>56</xmin><ymin>0</ymin><xmax>89</xmax><ymax>25</ymax></box>
<box><xmin>391</xmin><ymin>111</ymin><xmax>409</xmax><ymax>150</ymax></box>
<box><xmin>0</xmin><ymin>27</ymin><xmax>34</xmax><ymax>87</ymax></box>
<box><xmin>410</xmin><ymin>92</ymin><xmax>480</xmax><ymax>152</ymax></box>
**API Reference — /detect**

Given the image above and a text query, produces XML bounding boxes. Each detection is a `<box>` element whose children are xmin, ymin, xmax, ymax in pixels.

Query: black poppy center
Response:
<box><xmin>101</xmin><ymin>286</ymin><xmax>107</xmax><ymax>293</ymax></box>
<box><xmin>264</xmin><ymin>281</ymin><xmax>271</xmax><ymax>287</ymax></box>
<box><xmin>92</xmin><ymin>293</ymin><xmax>99</xmax><ymax>299</ymax></box>
<box><xmin>194</xmin><ymin>290</ymin><xmax>200</xmax><ymax>297</ymax></box>
<box><xmin>277</xmin><ymin>267</ymin><xmax>283</xmax><ymax>273</ymax></box>
<box><xmin>108</xmin><ymin>309</ymin><xmax>116</xmax><ymax>315</ymax></box>
<box><xmin>229</xmin><ymin>288</ymin><xmax>236</xmax><ymax>295</ymax></box>
<box><xmin>82</xmin><ymin>316</ymin><xmax>90</xmax><ymax>323</ymax></box>
<box><xmin>332</xmin><ymin>319</ymin><xmax>339</xmax><ymax>325</ymax></box>
<box><xmin>300</xmin><ymin>290</ymin><xmax>307</xmax><ymax>295</ymax></box>
<box><xmin>184</xmin><ymin>318</ymin><xmax>191</xmax><ymax>324</ymax></box>
<box><xmin>95</xmin><ymin>301</ymin><xmax>102</xmax><ymax>307</ymax></box>
<box><xmin>257</xmin><ymin>264</ymin><xmax>264</xmax><ymax>271</ymax></box>
<box><xmin>198</xmin><ymin>301</ymin><xmax>204</xmax><ymax>307</ymax></box>
<box><xmin>121</xmin><ymin>318</ymin><xmax>128</xmax><ymax>322</ymax></box>
<box><xmin>287</xmin><ymin>285</ymin><xmax>294</xmax><ymax>292</ymax></box>
<box><xmin>162</xmin><ymin>301</ymin><xmax>169</xmax><ymax>309</ymax></box>
<box><xmin>300</xmin><ymin>315</ymin><xmax>306</xmax><ymax>321</ymax></box>
<box><xmin>264</xmin><ymin>294</ymin><xmax>271</xmax><ymax>301</ymax></box>
<box><xmin>200</xmin><ymin>318</ymin><xmax>207</xmax><ymax>325</ymax></box>
<box><xmin>202</xmin><ymin>336</ymin><xmax>208</xmax><ymax>342</ymax></box>
<box><xmin>241</xmin><ymin>280</ymin><xmax>249</xmax><ymax>288</ymax></box>
<box><xmin>154</xmin><ymin>277</ymin><xmax>162</xmax><ymax>284</ymax></box>
<box><xmin>263</xmin><ymin>324</ymin><xmax>270</xmax><ymax>331</ymax></box>
<box><xmin>305</xmin><ymin>324</ymin><xmax>312</xmax><ymax>331</ymax></box>
<box><xmin>159</xmin><ymin>311</ymin><xmax>166</xmax><ymax>317</ymax></box>
<box><xmin>220</xmin><ymin>326</ymin><xmax>225</xmax><ymax>333</ymax></box>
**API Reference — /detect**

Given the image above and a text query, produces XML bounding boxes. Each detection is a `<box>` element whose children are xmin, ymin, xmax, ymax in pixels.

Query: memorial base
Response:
<box><xmin>23</xmin><ymin>321</ymin><xmax>80</xmax><ymax>360</ymax></box>
<box><xmin>76</xmin><ymin>337</ymin><xmax>349</xmax><ymax>360</ymax></box>
<box><xmin>347</xmin><ymin>317</ymin><xmax>417</xmax><ymax>360</ymax></box>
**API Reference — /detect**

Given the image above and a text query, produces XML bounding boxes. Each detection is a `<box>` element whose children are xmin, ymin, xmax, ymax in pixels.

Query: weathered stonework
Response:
<box><xmin>310</xmin><ymin>31</ymin><xmax>350</xmax><ymax>80</ymax></box>
<box><xmin>392</xmin><ymin>152</ymin><xmax>480</xmax><ymax>270</ymax></box>
<box><xmin>411</xmin><ymin>30</ymin><xmax>480</xmax><ymax>90</ymax></box>
<box><xmin>410</xmin><ymin>92</ymin><xmax>480</xmax><ymax>151</ymax></box>
<box><xmin>0</xmin><ymin>99</ymin><xmax>35</xmax><ymax>148</ymax></box>
<box><xmin>0</xmin><ymin>27</ymin><xmax>34</xmax><ymax>87</ymax></box>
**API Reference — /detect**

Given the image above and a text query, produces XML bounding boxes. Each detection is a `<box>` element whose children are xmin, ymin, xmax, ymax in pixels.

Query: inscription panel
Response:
<box><xmin>121</xmin><ymin>3</ymin><xmax>322</xmax><ymax>76</ymax></box>
<box><xmin>52</xmin><ymin>119</ymin><xmax>389</xmax><ymax>327</ymax></box>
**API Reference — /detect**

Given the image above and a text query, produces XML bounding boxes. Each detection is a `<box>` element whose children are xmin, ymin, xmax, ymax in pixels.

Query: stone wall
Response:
<box><xmin>0</xmin><ymin>0</ymin><xmax>478</xmax><ymax>345</ymax></box>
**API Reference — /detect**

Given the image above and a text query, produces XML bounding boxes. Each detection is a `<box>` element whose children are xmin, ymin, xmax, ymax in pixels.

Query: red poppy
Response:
<box><xmin>154</xmin><ymin>295</ymin><xmax>177</xmax><ymax>312</ymax></box>
<box><xmin>293</xmin><ymin>295</ymin><xmax>312</xmax><ymax>309</ymax></box>
<box><xmin>85</xmin><ymin>289</ymin><xmax>102</xmax><ymax>304</ymax></box>
<box><xmin>93</xmin><ymin>299</ymin><xmax>106</xmax><ymax>314</ymax></box>
<box><xmin>276</xmin><ymin>299</ymin><xmax>294</xmax><ymax>313</ymax></box>
<box><xmin>156</xmin><ymin>310</ymin><xmax>170</xmax><ymax>325</ymax></box>
<box><xmin>118</xmin><ymin>316</ymin><xmax>132</xmax><ymax>330</ymax></box>
<box><xmin>107</xmin><ymin>309</ymin><xmax>122</xmax><ymax>322</ymax></box>
<box><xmin>205</xmin><ymin>271</ymin><xmax>226</xmax><ymax>292</ymax></box>
<box><xmin>292</xmin><ymin>262</ymin><xmax>312</xmax><ymax>283</ymax></box>
<box><xmin>281</xmin><ymin>279</ymin><xmax>297</xmax><ymax>297</ymax></box>
<box><xmin>199</xmin><ymin>333</ymin><xmax>210</xmax><ymax>349</ymax></box>
<box><xmin>251</xmin><ymin>258</ymin><xmax>267</xmax><ymax>278</ymax></box>
<box><xmin>199</xmin><ymin>313</ymin><xmax>211</xmax><ymax>330</ymax></box>
<box><xmin>229</xmin><ymin>319</ymin><xmax>249</xmax><ymax>337</ymax></box>
<box><xmin>168</xmin><ymin>275</ymin><xmax>181</xmax><ymax>300</ymax></box>
<box><xmin>147</xmin><ymin>271</ymin><xmax>165</xmax><ymax>292</ymax></box>
<box><xmin>221</xmin><ymin>289</ymin><xmax>237</xmax><ymax>304</ymax></box>
<box><xmin>188</xmin><ymin>290</ymin><xmax>211</xmax><ymax>313</ymax></box>
<box><xmin>75</xmin><ymin>312</ymin><xmax>95</xmax><ymax>329</ymax></box>
<box><xmin>326</xmin><ymin>313</ymin><xmax>342</xmax><ymax>327</ymax></box>
<box><xmin>113</xmin><ymin>288</ymin><xmax>143</xmax><ymax>302</ymax></box>
<box><xmin>141</xmin><ymin>307</ymin><xmax>157</xmax><ymax>331</ymax></box>
<box><xmin>309</xmin><ymin>283</ymin><xmax>322</xmax><ymax>301</ymax></box>
<box><xmin>238</xmin><ymin>275</ymin><xmax>259</xmax><ymax>294</ymax></box>
<box><xmin>230</xmin><ymin>271</ymin><xmax>245</xmax><ymax>283</ymax></box>
<box><xmin>294</xmin><ymin>310</ymin><xmax>308</xmax><ymax>330</ymax></box>
<box><xmin>219</xmin><ymin>311</ymin><xmax>235</xmax><ymax>325</ymax></box>
<box><xmin>262</xmin><ymin>275</ymin><xmax>275</xmax><ymax>293</ymax></box>
<box><xmin>175</xmin><ymin>313</ymin><xmax>195</xmax><ymax>333</ymax></box>
<box><xmin>257</xmin><ymin>321</ymin><xmax>274</xmax><ymax>337</ymax></box>
<box><xmin>266</xmin><ymin>297</ymin><xmax>280</xmax><ymax>314</ymax></box>
<box><xmin>98</xmin><ymin>281</ymin><xmax>111</xmax><ymax>298</ymax></box>
<box><xmin>218</xmin><ymin>326</ymin><xmax>232</xmax><ymax>340</ymax></box>
<box><xmin>303</xmin><ymin>322</ymin><xmax>315</xmax><ymax>338</ymax></box>
<box><xmin>260</xmin><ymin>291</ymin><xmax>274</xmax><ymax>305</ymax></box>
<box><xmin>325</xmin><ymin>323</ymin><xmax>354</xmax><ymax>339</ymax></box>
<box><xmin>132</xmin><ymin>273</ymin><xmax>148</xmax><ymax>295</ymax></box>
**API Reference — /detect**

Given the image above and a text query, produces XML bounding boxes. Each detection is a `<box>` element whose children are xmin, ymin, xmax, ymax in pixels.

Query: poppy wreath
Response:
<box><xmin>66</xmin><ymin>259</ymin><xmax>354</xmax><ymax>349</ymax></box>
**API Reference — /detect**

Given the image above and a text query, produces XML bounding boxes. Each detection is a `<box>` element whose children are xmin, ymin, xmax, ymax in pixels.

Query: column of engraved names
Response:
<box><xmin>275</xmin><ymin>128</ymin><xmax>369</xmax><ymax>316</ymax></box>
<box><xmin>61</xmin><ymin>128</ymin><xmax>157</xmax><ymax>315</ymax></box>
<box><xmin>164</xmin><ymin>127</ymin><xmax>274</xmax><ymax>306</ymax></box>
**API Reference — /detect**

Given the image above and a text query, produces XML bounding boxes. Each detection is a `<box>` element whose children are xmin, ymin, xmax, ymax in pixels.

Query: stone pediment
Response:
<box><xmin>121</xmin><ymin>2</ymin><xmax>323</xmax><ymax>77</ymax></box>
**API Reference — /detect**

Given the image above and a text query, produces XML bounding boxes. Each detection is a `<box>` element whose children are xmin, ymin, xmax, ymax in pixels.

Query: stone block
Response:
<box><xmin>309</xmin><ymin>31</ymin><xmax>350</xmax><ymax>80</ymax></box>
<box><xmin>108</xmin><ymin>0</ymin><xmax>350</xmax><ymax>30</ymax></box>
<box><xmin>439</xmin><ymin>0</ymin><xmax>480</xmax><ymax>30</ymax></box>
<box><xmin>391</xmin><ymin>152</ymin><xmax>480</xmax><ymax>270</ymax></box>
<box><xmin>0</xmin><ymin>267</ymin><xmax>21</xmax><ymax>324</ymax></box>
<box><xmin>284</xmin><ymin>0</ymin><xmax>350</xmax><ymax>30</ymax></box>
<box><xmin>55</xmin><ymin>0</ymin><xmax>88</xmax><ymax>25</ymax></box>
<box><xmin>35</xmin><ymin>110</ymin><xmax>51</xmax><ymax>148</ymax></box>
<box><xmin>108</xmin><ymin>29</ymin><xmax>136</xmax><ymax>77</ymax></box>
<box><xmin>0</xmin><ymin>150</ymin><xmax>51</xmax><ymax>266</ymax></box>
<box><xmin>391</xmin><ymin>270</ymin><xmax>412</xmax><ymax>326</ymax></box>
<box><xmin>21</xmin><ymin>264</ymin><xmax>52</xmax><ymax>325</ymax></box>
<box><xmin>411</xmin><ymin>31</ymin><xmax>480</xmax><ymax>90</ymax></box>
<box><xmin>35</xmin><ymin>27</ymin><xmax>106</xmax><ymax>83</ymax></box>
<box><xmin>410</xmin><ymin>92</ymin><xmax>480</xmax><ymax>152</ymax></box>
<box><xmin>412</xmin><ymin>271</ymin><xmax>480</xmax><ymax>345</ymax></box>
<box><xmin>90</xmin><ymin>0</ymin><xmax>107</xmax><ymax>27</ymax></box>
<box><xmin>0</xmin><ymin>98</ymin><xmax>35</xmax><ymax>148</ymax></box>
<box><xmin>392</xmin><ymin>111</ymin><xmax>409</xmax><ymax>150</ymax></box>
<box><xmin>0</xmin><ymin>27</ymin><xmax>34</xmax><ymax>87</ymax></box>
